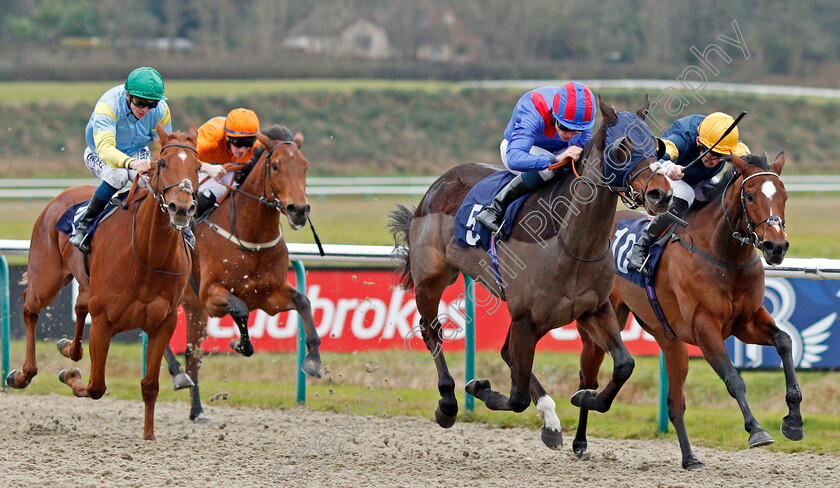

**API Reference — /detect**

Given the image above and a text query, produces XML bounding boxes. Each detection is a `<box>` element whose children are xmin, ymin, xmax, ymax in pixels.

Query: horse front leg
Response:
<box><xmin>183</xmin><ymin>298</ymin><xmax>210</xmax><ymax>422</ymax></box>
<box><xmin>571</xmin><ymin>302</ymin><xmax>635</xmax><ymax>413</ymax></box>
<box><xmin>57</xmin><ymin>292</ymin><xmax>88</xmax><ymax>362</ymax></box>
<box><xmin>163</xmin><ymin>345</ymin><xmax>195</xmax><ymax>390</ymax></box>
<box><xmin>572</xmin><ymin>326</ymin><xmax>607</xmax><ymax>458</ymax></box>
<box><xmin>659</xmin><ymin>339</ymin><xmax>705</xmax><ymax>470</ymax></box>
<box><xmin>466</xmin><ymin>316</ymin><xmax>537</xmax><ymax>414</ymax></box>
<box><xmin>500</xmin><ymin>328</ymin><xmax>563</xmax><ymax>449</ymax></box>
<box><xmin>694</xmin><ymin>310</ymin><xmax>773</xmax><ymax>448</ymax></box>
<box><xmin>140</xmin><ymin>314</ymin><xmax>179</xmax><ymax>440</ymax></box>
<box><xmin>735</xmin><ymin>306</ymin><xmax>803</xmax><ymax>442</ymax></box>
<box><xmin>263</xmin><ymin>282</ymin><xmax>322</xmax><ymax>378</ymax></box>
<box><xmin>59</xmin><ymin>316</ymin><xmax>111</xmax><ymax>400</ymax></box>
<box><xmin>205</xmin><ymin>284</ymin><xmax>253</xmax><ymax>357</ymax></box>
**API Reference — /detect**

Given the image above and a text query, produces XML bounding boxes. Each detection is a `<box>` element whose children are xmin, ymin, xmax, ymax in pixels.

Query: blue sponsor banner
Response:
<box><xmin>728</xmin><ymin>277</ymin><xmax>840</xmax><ymax>369</ymax></box>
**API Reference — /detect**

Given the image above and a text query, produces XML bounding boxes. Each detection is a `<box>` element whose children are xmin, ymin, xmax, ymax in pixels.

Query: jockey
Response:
<box><xmin>475</xmin><ymin>82</ymin><xmax>596</xmax><ymax>238</ymax></box>
<box><xmin>71</xmin><ymin>67</ymin><xmax>172</xmax><ymax>252</ymax></box>
<box><xmin>627</xmin><ymin>112</ymin><xmax>751</xmax><ymax>272</ymax></box>
<box><xmin>193</xmin><ymin>108</ymin><xmax>261</xmax><ymax>221</ymax></box>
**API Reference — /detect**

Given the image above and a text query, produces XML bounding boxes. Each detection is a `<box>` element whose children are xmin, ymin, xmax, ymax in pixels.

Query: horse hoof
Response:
<box><xmin>172</xmin><ymin>372</ymin><xmax>195</xmax><ymax>390</ymax></box>
<box><xmin>5</xmin><ymin>369</ymin><xmax>20</xmax><ymax>388</ymax></box>
<box><xmin>464</xmin><ymin>378</ymin><xmax>491</xmax><ymax>396</ymax></box>
<box><xmin>191</xmin><ymin>413</ymin><xmax>212</xmax><ymax>424</ymax></box>
<box><xmin>781</xmin><ymin>420</ymin><xmax>804</xmax><ymax>441</ymax></box>
<box><xmin>572</xmin><ymin>439</ymin><xmax>587</xmax><ymax>458</ymax></box>
<box><xmin>435</xmin><ymin>404</ymin><xmax>457</xmax><ymax>429</ymax></box>
<box><xmin>541</xmin><ymin>426</ymin><xmax>563</xmax><ymax>450</ymax></box>
<box><xmin>570</xmin><ymin>389</ymin><xmax>597</xmax><ymax>409</ymax></box>
<box><xmin>229</xmin><ymin>339</ymin><xmax>254</xmax><ymax>357</ymax></box>
<box><xmin>56</xmin><ymin>338</ymin><xmax>70</xmax><ymax>355</ymax></box>
<box><xmin>302</xmin><ymin>357</ymin><xmax>322</xmax><ymax>378</ymax></box>
<box><xmin>58</xmin><ymin>368</ymin><xmax>81</xmax><ymax>385</ymax></box>
<box><xmin>683</xmin><ymin>458</ymin><xmax>706</xmax><ymax>470</ymax></box>
<box><xmin>749</xmin><ymin>430</ymin><xmax>774</xmax><ymax>448</ymax></box>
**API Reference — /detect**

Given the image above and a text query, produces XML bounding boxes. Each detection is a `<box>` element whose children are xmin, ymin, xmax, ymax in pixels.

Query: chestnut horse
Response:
<box><xmin>389</xmin><ymin>96</ymin><xmax>673</xmax><ymax>448</ymax></box>
<box><xmin>163</xmin><ymin>125</ymin><xmax>322</xmax><ymax>422</ymax></box>
<box><xmin>574</xmin><ymin>152</ymin><xmax>802</xmax><ymax>469</ymax></box>
<box><xmin>7</xmin><ymin>124</ymin><xmax>201</xmax><ymax>440</ymax></box>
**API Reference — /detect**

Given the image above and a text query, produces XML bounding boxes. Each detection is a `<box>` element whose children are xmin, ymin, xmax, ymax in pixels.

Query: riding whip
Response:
<box><xmin>683</xmin><ymin>111</ymin><xmax>747</xmax><ymax>171</ymax></box>
<box><xmin>308</xmin><ymin>216</ymin><xmax>325</xmax><ymax>256</ymax></box>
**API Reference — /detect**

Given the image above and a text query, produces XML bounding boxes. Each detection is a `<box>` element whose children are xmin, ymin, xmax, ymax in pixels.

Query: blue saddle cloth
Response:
<box><xmin>454</xmin><ymin>171</ymin><xmax>531</xmax><ymax>252</ymax></box>
<box><xmin>612</xmin><ymin>217</ymin><xmax>668</xmax><ymax>286</ymax></box>
<box><xmin>55</xmin><ymin>193</ymin><xmax>127</xmax><ymax>237</ymax></box>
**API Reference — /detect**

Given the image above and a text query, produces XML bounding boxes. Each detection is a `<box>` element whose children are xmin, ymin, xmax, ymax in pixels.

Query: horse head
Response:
<box><xmin>729</xmin><ymin>153</ymin><xmax>789</xmax><ymax>265</ymax></box>
<box><xmin>153</xmin><ymin>123</ymin><xmax>201</xmax><ymax>230</ymax></box>
<box><xmin>256</xmin><ymin>126</ymin><xmax>310</xmax><ymax>230</ymax></box>
<box><xmin>596</xmin><ymin>95</ymin><xmax>672</xmax><ymax>215</ymax></box>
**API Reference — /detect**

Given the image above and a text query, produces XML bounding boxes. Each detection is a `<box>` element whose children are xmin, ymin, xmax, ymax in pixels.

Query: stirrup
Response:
<box><xmin>70</xmin><ymin>231</ymin><xmax>91</xmax><ymax>253</ymax></box>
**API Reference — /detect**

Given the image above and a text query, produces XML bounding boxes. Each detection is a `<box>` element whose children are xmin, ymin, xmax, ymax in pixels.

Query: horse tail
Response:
<box><xmin>387</xmin><ymin>204</ymin><xmax>415</xmax><ymax>291</ymax></box>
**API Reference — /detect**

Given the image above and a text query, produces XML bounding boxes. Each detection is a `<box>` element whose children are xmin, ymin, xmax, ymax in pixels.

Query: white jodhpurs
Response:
<box><xmin>83</xmin><ymin>146</ymin><xmax>146</xmax><ymax>189</ymax></box>
<box><xmin>500</xmin><ymin>139</ymin><xmax>557</xmax><ymax>182</ymax></box>
<box><xmin>197</xmin><ymin>170</ymin><xmax>235</xmax><ymax>200</ymax></box>
<box><xmin>667</xmin><ymin>177</ymin><xmax>696</xmax><ymax>207</ymax></box>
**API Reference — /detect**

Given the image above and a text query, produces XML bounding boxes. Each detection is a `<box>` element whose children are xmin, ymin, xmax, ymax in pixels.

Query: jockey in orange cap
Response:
<box><xmin>194</xmin><ymin>108</ymin><xmax>261</xmax><ymax>220</ymax></box>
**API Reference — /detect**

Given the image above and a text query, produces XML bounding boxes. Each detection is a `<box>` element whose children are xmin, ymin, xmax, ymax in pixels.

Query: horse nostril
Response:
<box><xmin>648</xmin><ymin>189</ymin><xmax>664</xmax><ymax>206</ymax></box>
<box><xmin>167</xmin><ymin>202</ymin><xmax>177</xmax><ymax>214</ymax></box>
<box><xmin>187</xmin><ymin>203</ymin><xmax>197</xmax><ymax>217</ymax></box>
<box><xmin>286</xmin><ymin>204</ymin><xmax>297</xmax><ymax>215</ymax></box>
<box><xmin>303</xmin><ymin>204</ymin><xmax>310</xmax><ymax>215</ymax></box>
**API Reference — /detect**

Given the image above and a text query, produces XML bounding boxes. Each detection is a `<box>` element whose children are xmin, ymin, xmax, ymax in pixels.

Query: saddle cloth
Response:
<box><xmin>611</xmin><ymin>217</ymin><xmax>668</xmax><ymax>286</ymax></box>
<box><xmin>55</xmin><ymin>192</ymin><xmax>128</xmax><ymax>237</ymax></box>
<box><xmin>454</xmin><ymin>170</ymin><xmax>531</xmax><ymax>252</ymax></box>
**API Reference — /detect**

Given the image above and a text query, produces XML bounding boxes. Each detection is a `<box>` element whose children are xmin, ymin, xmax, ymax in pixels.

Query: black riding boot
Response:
<box><xmin>69</xmin><ymin>195</ymin><xmax>109</xmax><ymax>253</ymax></box>
<box><xmin>627</xmin><ymin>197</ymin><xmax>690</xmax><ymax>274</ymax></box>
<box><xmin>194</xmin><ymin>191</ymin><xmax>217</xmax><ymax>222</ymax></box>
<box><xmin>475</xmin><ymin>174</ymin><xmax>531</xmax><ymax>240</ymax></box>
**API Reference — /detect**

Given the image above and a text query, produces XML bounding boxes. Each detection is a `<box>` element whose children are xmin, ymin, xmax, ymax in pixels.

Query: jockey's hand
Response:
<box><xmin>201</xmin><ymin>162</ymin><xmax>227</xmax><ymax>180</ymax></box>
<box><xmin>557</xmin><ymin>145</ymin><xmax>583</xmax><ymax>162</ymax></box>
<box><xmin>666</xmin><ymin>165</ymin><xmax>685</xmax><ymax>180</ymax></box>
<box><xmin>129</xmin><ymin>158</ymin><xmax>152</xmax><ymax>174</ymax></box>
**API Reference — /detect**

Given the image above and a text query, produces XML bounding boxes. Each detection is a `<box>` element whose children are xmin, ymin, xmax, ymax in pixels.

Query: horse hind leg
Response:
<box><xmin>466</xmin><ymin>316</ymin><xmax>538</xmax><ymax>414</ymax></box>
<box><xmin>6</xmin><ymin>299</ymin><xmax>42</xmax><ymax>388</ymax></box>
<box><xmin>659</xmin><ymin>339</ymin><xmax>705</xmax><ymax>470</ymax></box>
<box><xmin>183</xmin><ymin>297</ymin><xmax>210</xmax><ymax>422</ymax></box>
<box><xmin>499</xmin><ymin>329</ymin><xmax>562</xmax><ymax>449</ymax></box>
<box><xmin>226</xmin><ymin>295</ymin><xmax>254</xmax><ymax>357</ymax></box>
<box><xmin>572</xmin><ymin>326</ymin><xmax>608</xmax><ymax>458</ymax></box>
<box><xmin>59</xmin><ymin>317</ymin><xmax>111</xmax><ymax>400</ymax></box>
<box><xmin>163</xmin><ymin>345</ymin><xmax>195</xmax><ymax>391</ymax></box>
<box><xmin>287</xmin><ymin>284</ymin><xmax>322</xmax><ymax>378</ymax></box>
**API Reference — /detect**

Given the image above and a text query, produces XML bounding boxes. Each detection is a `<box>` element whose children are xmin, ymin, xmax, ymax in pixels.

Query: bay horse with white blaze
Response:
<box><xmin>7</xmin><ymin>124</ymin><xmax>201</xmax><ymax>440</ymax></box>
<box><xmin>389</xmin><ymin>96</ymin><xmax>672</xmax><ymax>448</ymax></box>
<box><xmin>574</xmin><ymin>152</ymin><xmax>802</xmax><ymax>469</ymax></box>
<box><xmin>163</xmin><ymin>125</ymin><xmax>322</xmax><ymax>422</ymax></box>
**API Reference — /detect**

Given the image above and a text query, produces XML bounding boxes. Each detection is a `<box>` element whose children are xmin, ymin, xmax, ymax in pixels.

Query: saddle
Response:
<box><xmin>454</xmin><ymin>171</ymin><xmax>531</xmax><ymax>251</ymax></box>
<box><xmin>55</xmin><ymin>191</ymin><xmax>129</xmax><ymax>239</ymax></box>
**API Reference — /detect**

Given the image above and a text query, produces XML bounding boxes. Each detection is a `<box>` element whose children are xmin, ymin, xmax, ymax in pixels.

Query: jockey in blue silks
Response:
<box><xmin>475</xmin><ymin>82</ymin><xmax>597</xmax><ymax>238</ymax></box>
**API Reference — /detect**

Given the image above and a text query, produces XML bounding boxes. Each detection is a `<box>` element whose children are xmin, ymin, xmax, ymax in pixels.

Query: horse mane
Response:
<box><xmin>692</xmin><ymin>153</ymin><xmax>769</xmax><ymax>209</ymax></box>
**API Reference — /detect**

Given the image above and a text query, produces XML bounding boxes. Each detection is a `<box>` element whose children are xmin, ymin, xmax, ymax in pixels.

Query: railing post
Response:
<box><xmin>292</xmin><ymin>260</ymin><xmax>307</xmax><ymax>404</ymax></box>
<box><xmin>141</xmin><ymin>332</ymin><xmax>148</xmax><ymax>377</ymax></box>
<box><xmin>658</xmin><ymin>350</ymin><xmax>669</xmax><ymax>433</ymax></box>
<box><xmin>463</xmin><ymin>274</ymin><xmax>475</xmax><ymax>412</ymax></box>
<box><xmin>1</xmin><ymin>255</ymin><xmax>10</xmax><ymax>387</ymax></box>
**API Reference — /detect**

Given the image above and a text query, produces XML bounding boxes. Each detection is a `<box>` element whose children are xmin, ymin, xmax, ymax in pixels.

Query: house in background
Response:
<box><xmin>283</xmin><ymin>11</ymin><xmax>392</xmax><ymax>59</ymax></box>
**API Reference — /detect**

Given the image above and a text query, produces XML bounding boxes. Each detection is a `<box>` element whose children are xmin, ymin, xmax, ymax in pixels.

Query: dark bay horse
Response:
<box><xmin>574</xmin><ymin>152</ymin><xmax>802</xmax><ymax>469</ymax></box>
<box><xmin>164</xmin><ymin>125</ymin><xmax>322</xmax><ymax>422</ymax></box>
<box><xmin>389</xmin><ymin>96</ymin><xmax>673</xmax><ymax>448</ymax></box>
<box><xmin>7</xmin><ymin>124</ymin><xmax>201</xmax><ymax>440</ymax></box>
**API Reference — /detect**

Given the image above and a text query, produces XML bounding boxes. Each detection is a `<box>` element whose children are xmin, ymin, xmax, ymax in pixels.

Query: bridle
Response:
<box><xmin>227</xmin><ymin>140</ymin><xmax>297</xmax><ymax>212</ymax></box>
<box><xmin>618</xmin><ymin>158</ymin><xmax>668</xmax><ymax>209</ymax></box>
<box><xmin>721</xmin><ymin>170</ymin><xmax>785</xmax><ymax>248</ymax></box>
<box><xmin>141</xmin><ymin>142</ymin><xmax>198</xmax><ymax>219</ymax></box>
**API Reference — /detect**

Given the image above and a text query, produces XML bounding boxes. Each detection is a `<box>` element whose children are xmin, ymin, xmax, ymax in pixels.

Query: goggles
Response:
<box><xmin>130</xmin><ymin>95</ymin><xmax>159</xmax><ymax>109</ymax></box>
<box><xmin>227</xmin><ymin>136</ymin><xmax>257</xmax><ymax>148</ymax></box>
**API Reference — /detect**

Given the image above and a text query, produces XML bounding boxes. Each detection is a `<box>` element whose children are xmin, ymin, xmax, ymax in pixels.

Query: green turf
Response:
<box><xmin>4</xmin><ymin>340</ymin><xmax>839</xmax><ymax>455</ymax></box>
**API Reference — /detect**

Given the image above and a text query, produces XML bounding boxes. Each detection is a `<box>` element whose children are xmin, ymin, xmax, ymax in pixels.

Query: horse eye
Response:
<box><xmin>745</xmin><ymin>193</ymin><xmax>754</xmax><ymax>203</ymax></box>
<box><xmin>158</xmin><ymin>158</ymin><xmax>166</xmax><ymax>168</ymax></box>
<box><xmin>272</xmin><ymin>163</ymin><xmax>279</xmax><ymax>171</ymax></box>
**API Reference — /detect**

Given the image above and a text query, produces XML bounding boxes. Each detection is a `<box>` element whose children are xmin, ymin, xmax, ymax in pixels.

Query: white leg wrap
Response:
<box><xmin>536</xmin><ymin>395</ymin><xmax>562</xmax><ymax>432</ymax></box>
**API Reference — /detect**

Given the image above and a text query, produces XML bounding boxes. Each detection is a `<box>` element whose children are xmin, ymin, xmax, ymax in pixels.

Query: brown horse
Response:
<box><xmin>574</xmin><ymin>152</ymin><xmax>802</xmax><ymax>469</ymax></box>
<box><xmin>389</xmin><ymin>96</ymin><xmax>673</xmax><ymax>448</ymax></box>
<box><xmin>164</xmin><ymin>125</ymin><xmax>322</xmax><ymax>422</ymax></box>
<box><xmin>7</xmin><ymin>124</ymin><xmax>201</xmax><ymax>440</ymax></box>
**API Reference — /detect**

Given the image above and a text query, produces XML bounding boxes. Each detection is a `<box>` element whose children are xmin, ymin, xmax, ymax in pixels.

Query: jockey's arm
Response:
<box><xmin>200</xmin><ymin>162</ymin><xmax>227</xmax><ymax>180</ymax></box>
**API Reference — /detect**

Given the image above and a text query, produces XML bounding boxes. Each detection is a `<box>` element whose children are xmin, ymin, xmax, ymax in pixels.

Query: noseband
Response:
<box><xmin>230</xmin><ymin>140</ymin><xmax>296</xmax><ymax>212</ymax></box>
<box><xmin>722</xmin><ymin>171</ymin><xmax>785</xmax><ymax>248</ymax></box>
<box><xmin>145</xmin><ymin>143</ymin><xmax>198</xmax><ymax>214</ymax></box>
<box><xmin>617</xmin><ymin>159</ymin><xmax>669</xmax><ymax>209</ymax></box>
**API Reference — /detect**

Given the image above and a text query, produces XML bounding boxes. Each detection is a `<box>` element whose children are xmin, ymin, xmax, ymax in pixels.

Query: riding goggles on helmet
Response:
<box><xmin>130</xmin><ymin>95</ymin><xmax>159</xmax><ymax>109</ymax></box>
<box><xmin>227</xmin><ymin>136</ymin><xmax>257</xmax><ymax>148</ymax></box>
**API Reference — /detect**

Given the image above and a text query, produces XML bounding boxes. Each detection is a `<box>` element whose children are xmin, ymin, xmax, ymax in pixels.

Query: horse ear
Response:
<box><xmin>609</xmin><ymin>136</ymin><xmax>633</xmax><ymax>164</ymax></box>
<box><xmin>187</xmin><ymin>123</ymin><xmax>198</xmax><ymax>143</ymax></box>
<box><xmin>598</xmin><ymin>95</ymin><xmax>618</xmax><ymax>126</ymax></box>
<box><xmin>655</xmin><ymin>138</ymin><xmax>667</xmax><ymax>160</ymax></box>
<box><xmin>256</xmin><ymin>132</ymin><xmax>271</xmax><ymax>147</ymax></box>
<box><xmin>730</xmin><ymin>154</ymin><xmax>750</xmax><ymax>174</ymax></box>
<box><xmin>293</xmin><ymin>131</ymin><xmax>304</xmax><ymax>148</ymax></box>
<box><xmin>636</xmin><ymin>94</ymin><xmax>651</xmax><ymax>121</ymax></box>
<box><xmin>770</xmin><ymin>151</ymin><xmax>786</xmax><ymax>175</ymax></box>
<box><xmin>155</xmin><ymin>122</ymin><xmax>168</xmax><ymax>143</ymax></box>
